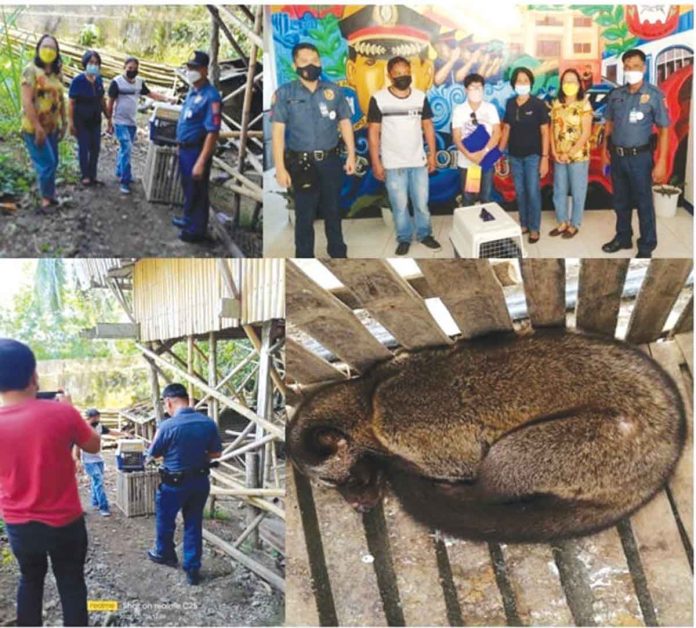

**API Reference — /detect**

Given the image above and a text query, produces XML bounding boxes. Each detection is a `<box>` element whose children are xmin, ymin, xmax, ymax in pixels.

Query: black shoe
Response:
<box><xmin>171</xmin><ymin>216</ymin><xmax>188</xmax><ymax>228</ymax></box>
<box><xmin>635</xmin><ymin>250</ymin><xmax>652</xmax><ymax>259</ymax></box>
<box><xmin>602</xmin><ymin>237</ymin><xmax>632</xmax><ymax>254</ymax></box>
<box><xmin>395</xmin><ymin>242</ymin><xmax>410</xmax><ymax>256</ymax></box>
<box><xmin>186</xmin><ymin>570</ymin><xmax>201</xmax><ymax>586</ymax></box>
<box><xmin>420</xmin><ymin>235</ymin><xmax>442</xmax><ymax>251</ymax></box>
<box><xmin>147</xmin><ymin>549</ymin><xmax>178</xmax><ymax>568</ymax></box>
<box><xmin>178</xmin><ymin>231</ymin><xmax>211</xmax><ymax>244</ymax></box>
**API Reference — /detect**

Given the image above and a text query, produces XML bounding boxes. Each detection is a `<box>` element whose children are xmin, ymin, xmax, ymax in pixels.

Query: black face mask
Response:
<box><xmin>126</xmin><ymin>69</ymin><xmax>138</xmax><ymax>79</ymax></box>
<box><xmin>90</xmin><ymin>421</ymin><xmax>99</xmax><ymax>427</ymax></box>
<box><xmin>392</xmin><ymin>76</ymin><xmax>412</xmax><ymax>90</ymax></box>
<box><xmin>296</xmin><ymin>64</ymin><xmax>322</xmax><ymax>82</ymax></box>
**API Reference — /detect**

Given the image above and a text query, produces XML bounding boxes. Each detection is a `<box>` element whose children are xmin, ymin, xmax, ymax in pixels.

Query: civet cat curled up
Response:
<box><xmin>287</xmin><ymin>330</ymin><xmax>685</xmax><ymax>542</ymax></box>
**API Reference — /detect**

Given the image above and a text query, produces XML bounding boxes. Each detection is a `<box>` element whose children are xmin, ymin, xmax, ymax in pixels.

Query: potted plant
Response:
<box><xmin>652</xmin><ymin>179</ymin><xmax>682</xmax><ymax>218</ymax></box>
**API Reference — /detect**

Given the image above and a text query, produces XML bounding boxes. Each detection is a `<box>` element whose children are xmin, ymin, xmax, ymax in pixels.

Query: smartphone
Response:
<box><xmin>37</xmin><ymin>391</ymin><xmax>60</xmax><ymax>400</ymax></box>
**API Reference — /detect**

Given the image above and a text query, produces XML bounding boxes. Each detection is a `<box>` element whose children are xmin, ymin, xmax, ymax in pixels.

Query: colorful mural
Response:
<box><xmin>269</xmin><ymin>4</ymin><xmax>694</xmax><ymax>215</ymax></box>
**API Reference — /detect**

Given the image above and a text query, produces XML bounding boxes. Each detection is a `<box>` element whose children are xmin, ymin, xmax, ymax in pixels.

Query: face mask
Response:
<box><xmin>625</xmin><ymin>70</ymin><xmax>643</xmax><ymax>85</ymax></box>
<box><xmin>467</xmin><ymin>88</ymin><xmax>483</xmax><ymax>103</ymax></box>
<box><xmin>186</xmin><ymin>69</ymin><xmax>202</xmax><ymax>84</ymax></box>
<box><xmin>126</xmin><ymin>69</ymin><xmax>138</xmax><ymax>80</ymax></box>
<box><xmin>562</xmin><ymin>82</ymin><xmax>579</xmax><ymax>97</ymax></box>
<box><xmin>296</xmin><ymin>64</ymin><xmax>322</xmax><ymax>82</ymax></box>
<box><xmin>86</xmin><ymin>64</ymin><xmax>100</xmax><ymax>77</ymax></box>
<box><xmin>515</xmin><ymin>84</ymin><xmax>531</xmax><ymax>97</ymax></box>
<box><xmin>392</xmin><ymin>75</ymin><xmax>412</xmax><ymax>90</ymax></box>
<box><xmin>39</xmin><ymin>47</ymin><xmax>57</xmax><ymax>64</ymax></box>
<box><xmin>90</xmin><ymin>420</ymin><xmax>99</xmax><ymax>427</ymax></box>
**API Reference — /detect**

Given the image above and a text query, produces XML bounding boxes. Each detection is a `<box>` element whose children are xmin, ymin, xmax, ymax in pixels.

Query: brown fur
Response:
<box><xmin>287</xmin><ymin>329</ymin><xmax>686</xmax><ymax>542</ymax></box>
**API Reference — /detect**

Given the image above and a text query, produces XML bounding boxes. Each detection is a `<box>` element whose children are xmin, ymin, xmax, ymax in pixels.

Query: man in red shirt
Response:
<box><xmin>0</xmin><ymin>339</ymin><xmax>100</xmax><ymax>626</ymax></box>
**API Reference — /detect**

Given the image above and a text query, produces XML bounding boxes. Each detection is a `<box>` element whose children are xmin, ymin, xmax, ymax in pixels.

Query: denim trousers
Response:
<box><xmin>459</xmin><ymin>166</ymin><xmax>494</xmax><ymax>205</ymax></box>
<box><xmin>384</xmin><ymin>166</ymin><xmax>432</xmax><ymax>243</ymax></box>
<box><xmin>114</xmin><ymin>124</ymin><xmax>136</xmax><ymax>185</ymax></box>
<box><xmin>84</xmin><ymin>460</ymin><xmax>110</xmax><ymax>512</ymax></box>
<box><xmin>552</xmin><ymin>160</ymin><xmax>589</xmax><ymax>228</ymax></box>
<box><xmin>509</xmin><ymin>154</ymin><xmax>542</xmax><ymax>232</ymax></box>
<box><xmin>76</xmin><ymin>122</ymin><xmax>101</xmax><ymax>181</ymax></box>
<box><xmin>155</xmin><ymin>475</ymin><xmax>210</xmax><ymax>572</ymax></box>
<box><xmin>5</xmin><ymin>516</ymin><xmax>88</xmax><ymax>626</ymax></box>
<box><xmin>23</xmin><ymin>131</ymin><xmax>59</xmax><ymax>199</ymax></box>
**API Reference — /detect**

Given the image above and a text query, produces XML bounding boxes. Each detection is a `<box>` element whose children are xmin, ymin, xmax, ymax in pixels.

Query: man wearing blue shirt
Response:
<box><xmin>146</xmin><ymin>383</ymin><xmax>222</xmax><ymax>586</ymax></box>
<box><xmin>173</xmin><ymin>51</ymin><xmax>222</xmax><ymax>243</ymax></box>
<box><xmin>601</xmin><ymin>48</ymin><xmax>670</xmax><ymax>258</ymax></box>
<box><xmin>271</xmin><ymin>42</ymin><xmax>356</xmax><ymax>258</ymax></box>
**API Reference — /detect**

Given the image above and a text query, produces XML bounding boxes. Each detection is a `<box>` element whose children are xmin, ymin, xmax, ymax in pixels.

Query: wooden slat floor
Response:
<box><xmin>286</xmin><ymin>260</ymin><xmax>693</xmax><ymax>627</ymax></box>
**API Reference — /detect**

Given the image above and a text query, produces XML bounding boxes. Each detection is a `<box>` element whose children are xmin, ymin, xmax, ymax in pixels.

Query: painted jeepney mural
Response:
<box><xmin>269</xmin><ymin>4</ymin><xmax>693</xmax><ymax>215</ymax></box>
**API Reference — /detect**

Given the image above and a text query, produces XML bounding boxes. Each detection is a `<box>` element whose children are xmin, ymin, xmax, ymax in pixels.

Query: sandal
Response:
<box><xmin>562</xmin><ymin>226</ymin><xmax>579</xmax><ymax>239</ymax></box>
<box><xmin>549</xmin><ymin>224</ymin><xmax>568</xmax><ymax>237</ymax></box>
<box><xmin>528</xmin><ymin>231</ymin><xmax>540</xmax><ymax>244</ymax></box>
<box><xmin>521</xmin><ymin>227</ymin><xmax>529</xmax><ymax>235</ymax></box>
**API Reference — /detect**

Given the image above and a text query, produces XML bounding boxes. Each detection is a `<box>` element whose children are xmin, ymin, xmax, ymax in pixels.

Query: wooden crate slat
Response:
<box><xmin>285</xmin><ymin>468</ymin><xmax>321</xmax><ymax>627</ymax></box>
<box><xmin>446</xmin><ymin>539</ymin><xmax>507</xmax><ymax>626</ymax></box>
<box><xmin>672</xmin><ymin>296</ymin><xmax>693</xmax><ymax>336</ymax></box>
<box><xmin>324</xmin><ymin>259</ymin><xmax>452</xmax><ymax>350</ymax></box>
<box><xmin>417</xmin><ymin>260</ymin><xmax>513</xmax><ymax>338</ymax></box>
<box><xmin>382</xmin><ymin>492</ymin><xmax>450</xmax><ymax>626</ymax></box>
<box><xmin>285</xmin><ymin>337</ymin><xmax>347</xmax><ymax>385</ymax></box>
<box><xmin>674</xmin><ymin>331</ymin><xmax>694</xmax><ymax>375</ymax></box>
<box><xmin>286</xmin><ymin>261</ymin><xmax>392</xmax><ymax>373</ymax></box>
<box><xmin>312</xmin><ymin>485</ymin><xmax>388</xmax><ymax>626</ymax></box>
<box><xmin>576</xmin><ymin>259</ymin><xmax>630</xmax><ymax>336</ymax></box>
<box><xmin>520</xmin><ymin>259</ymin><xmax>566</xmax><ymax>328</ymax></box>
<box><xmin>629</xmin><ymin>490</ymin><xmax>693</xmax><ymax>626</ymax></box>
<box><xmin>625</xmin><ymin>260</ymin><xmax>692</xmax><ymax>345</ymax></box>
<box><xmin>572</xmin><ymin>528</ymin><xmax>644</xmax><ymax>625</ymax></box>
<box><xmin>501</xmin><ymin>544</ymin><xmax>574</xmax><ymax>626</ymax></box>
<box><xmin>649</xmin><ymin>340</ymin><xmax>693</xmax><ymax>545</ymax></box>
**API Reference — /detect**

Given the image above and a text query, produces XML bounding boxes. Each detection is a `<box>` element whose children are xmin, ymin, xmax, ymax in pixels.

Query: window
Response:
<box><xmin>535</xmin><ymin>15</ymin><xmax>563</xmax><ymax>27</ymax></box>
<box><xmin>573</xmin><ymin>17</ymin><xmax>592</xmax><ymax>27</ymax></box>
<box><xmin>537</xmin><ymin>40</ymin><xmax>561</xmax><ymax>57</ymax></box>
<box><xmin>606</xmin><ymin>64</ymin><xmax>617</xmax><ymax>83</ymax></box>
<box><xmin>574</xmin><ymin>42</ymin><xmax>591</xmax><ymax>54</ymax></box>
<box><xmin>656</xmin><ymin>46</ymin><xmax>694</xmax><ymax>84</ymax></box>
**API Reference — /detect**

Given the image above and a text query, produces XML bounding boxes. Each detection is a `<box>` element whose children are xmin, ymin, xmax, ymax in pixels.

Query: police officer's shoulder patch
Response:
<box><xmin>323</xmin><ymin>88</ymin><xmax>335</xmax><ymax>101</ymax></box>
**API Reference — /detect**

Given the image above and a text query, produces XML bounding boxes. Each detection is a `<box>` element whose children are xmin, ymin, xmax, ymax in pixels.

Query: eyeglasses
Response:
<box><xmin>470</xmin><ymin>111</ymin><xmax>478</xmax><ymax>125</ymax></box>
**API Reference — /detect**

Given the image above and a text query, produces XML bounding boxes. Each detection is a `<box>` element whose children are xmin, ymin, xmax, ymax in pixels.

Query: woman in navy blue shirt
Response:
<box><xmin>68</xmin><ymin>50</ymin><xmax>110</xmax><ymax>186</ymax></box>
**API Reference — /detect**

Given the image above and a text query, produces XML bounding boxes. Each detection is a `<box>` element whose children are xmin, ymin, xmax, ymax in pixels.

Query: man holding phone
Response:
<box><xmin>0</xmin><ymin>338</ymin><xmax>101</xmax><ymax>626</ymax></box>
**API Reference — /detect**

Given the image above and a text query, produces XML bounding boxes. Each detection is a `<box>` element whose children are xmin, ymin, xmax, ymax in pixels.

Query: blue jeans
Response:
<box><xmin>459</xmin><ymin>166</ymin><xmax>494</xmax><ymax>205</ymax></box>
<box><xmin>114</xmin><ymin>124</ymin><xmax>136</xmax><ymax>185</ymax></box>
<box><xmin>179</xmin><ymin>147</ymin><xmax>212</xmax><ymax>237</ymax></box>
<box><xmin>5</xmin><ymin>516</ymin><xmax>88</xmax><ymax>626</ymax></box>
<box><xmin>553</xmin><ymin>160</ymin><xmax>589</xmax><ymax>228</ymax></box>
<box><xmin>509</xmin><ymin>154</ymin><xmax>542</xmax><ymax>232</ymax></box>
<box><xmin>23</xmin><ymin>131</ymin><xmax>59</xmax><ymax>199</ymax></box>
<box><xmin>611</xmin><ymin>151</ymin><xmax>657</xmax><ymax>252</ymax></box>
<box><xmin>155</xmin><ymin>475</ymin><xmax>210</xmax><ymax>572</ymax></box>
<box><xmin>84</xmin><ymin>461</ymin><xmax>109</xmax><ymax>512</ymax></box>
<box><xmin>76</xmin><ymin>122</ymin><xmax>101</xmax><ymax>181</ymax></box>
<box><xmin>385</xmin><ymin>166</ymin><xmax>432</xmax><ymax>243</ymax></box>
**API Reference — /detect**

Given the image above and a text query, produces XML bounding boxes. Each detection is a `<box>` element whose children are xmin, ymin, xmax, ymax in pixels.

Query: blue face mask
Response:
<box><xmin>86</xmin><ymin>64</ymin><xmax>100</xmax><ymax>76</ymax></box>
<box><xmin>515</xmin><ymin>84</ymin><xmax>531</xmax><ymax>96</ymax></box>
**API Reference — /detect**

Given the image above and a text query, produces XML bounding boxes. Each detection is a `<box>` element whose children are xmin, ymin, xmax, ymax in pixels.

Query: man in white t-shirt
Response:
<box><xmin>368</xmin><ymin>56</ymin><xmax>440</xmax><ymax>256</ymax></box>
<box><xmin>451</xmin><ymin>73</ymin><xmax>501</xmax><ymax>205</ymax></box>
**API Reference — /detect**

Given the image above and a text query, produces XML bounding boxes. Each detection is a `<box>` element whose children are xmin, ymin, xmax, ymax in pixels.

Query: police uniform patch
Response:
<box><xmin>324</xmin><ymin>89</ymin><xmax>335</xmax><ymax>101</ymax></box>
<box><xmin>640</xmin><ymin>93</ymin><xmax>650</xmax><ymax>104</ymax></box>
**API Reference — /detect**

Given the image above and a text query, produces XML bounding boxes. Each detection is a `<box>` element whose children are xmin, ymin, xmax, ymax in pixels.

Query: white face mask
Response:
<box><xmin>624</xmin><ymin>70</ymin><xmax>644</xmax><ymax>85</ymax></box>
<box><xmin>515</xmin><ymin>84</ymin><xmax>531</xmax><ymax>96</ymax></box>
<box><xmin>186</xmin><ymin>69</ymin><xmax>202</xmax><ymax>84</ymax></box>
<box><xmin>467</xmin><ymin>88</ymin><xmax>483</xmax><ymax>103</ymax></box>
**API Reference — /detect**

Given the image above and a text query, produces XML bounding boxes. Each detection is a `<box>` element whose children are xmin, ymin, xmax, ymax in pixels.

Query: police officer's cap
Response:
<box><xmin>162</xmin><ymin>383</ymin><xmax>188</xmax><ymax>399</ymax></box>
<box><xmin>186</xmin><ymin>50</ymin><xmax>210</xmax><ymax>68</ymax></box>
<box><xmin>339</xmin><ymin>5</ymin><xmax>440</xmax><ymax>60</ymax></box>
<box><xmin>85</xmin><ymin>408</ymin><xmax>100</xmax><ymax>418</ymax></box>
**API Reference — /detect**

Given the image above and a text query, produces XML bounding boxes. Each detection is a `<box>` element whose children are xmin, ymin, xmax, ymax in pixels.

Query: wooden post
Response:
<box><xmin>146</xmin><ymin>342</ymin><xmax>163</xmax><ymax>441</ymax></box>
<box><xmin>187</xmin><ymin>336</ymin><xmax>194</xmax><ymax>403</ymax></box>
<box><xmin>209</xmin><ymin>11</ymin><xmax>220</xmax><ymax>90</ymax></box>
<box><xmin>208</xmin><ymin>332</ymin><xmax>218</xmax><ymax>519</ymax></box>
<box><xmin>246</xmin><ymin>321</ymin><xmax>272</xmax><ymax>548</ymax></box>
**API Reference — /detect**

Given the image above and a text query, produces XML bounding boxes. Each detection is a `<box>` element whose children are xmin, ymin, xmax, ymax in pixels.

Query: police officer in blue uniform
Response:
<box><xmin>601</xmin><ymin>48</ymin><xmax>670</xmax><ymax>258</ymax></box>
<box><xmin>173</xmin><ymin>51</ymin><xmax>222</xmax><ymax>243</ymax></box>
<box><xmin>271</xmin><ymin>42</ymin><xmax>357</xmax><ymax>258</ymax></box>
<box><xmin>146</xmin><ymin>383</ymin><xmax>222</xmax><ymax>585</ymax></box>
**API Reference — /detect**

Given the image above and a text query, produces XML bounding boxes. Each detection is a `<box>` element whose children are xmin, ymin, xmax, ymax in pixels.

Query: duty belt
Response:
<box><xmin>178</xmin><ymin>140</ymin><xmax>205</xmax><ymax>149</ymax></box>
<box><xmin>612</xmin><ymin>143</ymin><xmax>651</xmax><ymax>157</ymax></box>
<box><xmin>288</xmin><ymin>146</ymin><xmax>339</xmax><ymax>162</ymax></box>
<box><xmin>159</xmin><ymin>466</ymin><xmax>210</xmax><ymax>486</ymax></box>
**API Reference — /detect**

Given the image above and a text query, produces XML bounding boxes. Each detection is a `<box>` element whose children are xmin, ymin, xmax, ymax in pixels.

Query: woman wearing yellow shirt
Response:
<box><xmin>21</xmin><ymin>34</ymin><xmax>67</xmax><ymax>212</ymax></box>
<box><xmin>549</xmin><ymin>68</ymin><xmax>593</xmax><ymax>238</ymax></box>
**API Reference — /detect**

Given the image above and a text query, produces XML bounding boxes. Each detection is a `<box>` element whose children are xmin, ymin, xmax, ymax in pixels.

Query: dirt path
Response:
<box><xmin>0</xmin><ymin>452</ymin><xmax>283</xmax><ymax>627</ymax></box>
<box><xmin>0</xmin><ymin>122</ymin><xmax>261</xmax><ymax>257</ymax></box>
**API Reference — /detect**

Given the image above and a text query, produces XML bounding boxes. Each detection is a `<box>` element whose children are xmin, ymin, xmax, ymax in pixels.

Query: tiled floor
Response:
<box><xmin>263</xmin><ymin>171</ymin><xmax>693</xmax><ymax>259</ymax></box>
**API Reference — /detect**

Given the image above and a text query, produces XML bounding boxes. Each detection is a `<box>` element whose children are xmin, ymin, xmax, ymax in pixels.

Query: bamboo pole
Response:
<box><xmin>218</xmin><ymin>5</ymin><xmax>264</xmax><ymax>50</ymax></box>
<box><xmin>187</xmin><ymin>336</ymin><xmax>195</xmax><ymax>402</ymax></box>
<box><xmin>206</xmin><ymin>5</ymin><xmax>249</xmax><ymax>68</ymax></box>
<box><xmin>210</xmin><ymin>11</ymin><xmax>220</xmax><ymax>90</ymax></box>
<box><xmin>233</xmin><ymin>512</ymin><xmax>266</xmax><ymax>549</ymax></box>
<box><xmin>220</xmin><ymin>432</ymin><xmax>275</xmax><ymax>462</ymax></box>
